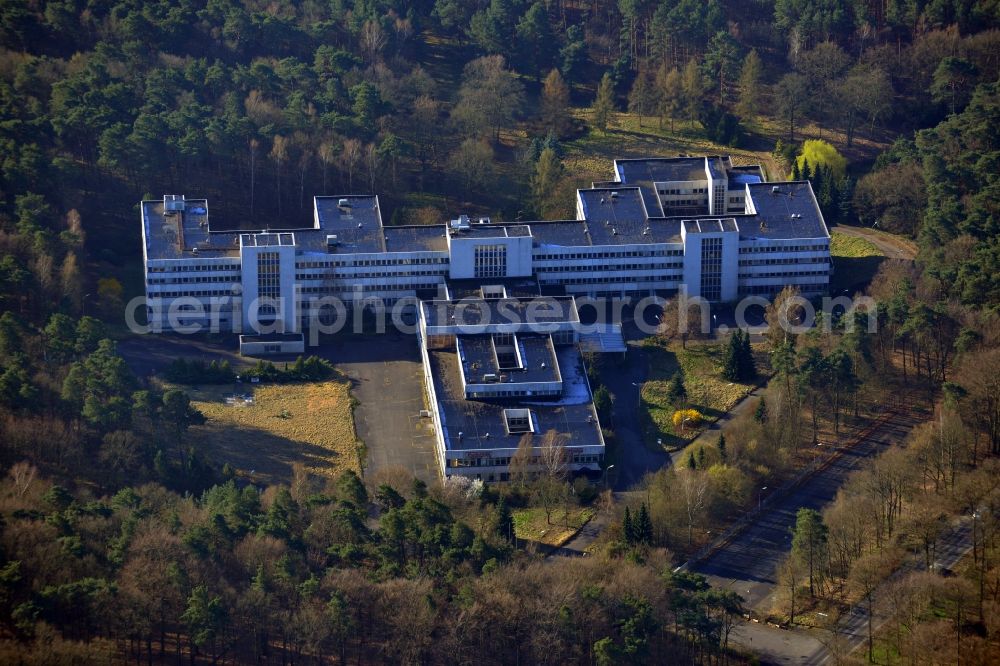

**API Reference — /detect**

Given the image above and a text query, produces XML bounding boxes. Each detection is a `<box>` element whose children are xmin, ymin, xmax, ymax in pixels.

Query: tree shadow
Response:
<box><xmin>831</xmin><ymin>255</ymin><xmax>886</xmax><ymax>293</ymax></box>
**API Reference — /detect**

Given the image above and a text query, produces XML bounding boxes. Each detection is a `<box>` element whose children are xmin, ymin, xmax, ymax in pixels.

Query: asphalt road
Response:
<box><xmin>602</xmin><ymin>340</ymin><xmax>672</xmax><ymax>490</ymax></box>
<box><xmin>686</xmin><ymin>406</ymin><xmax>925</xmax><ymax>664</ymax></box>
<box><xmin>801</xmin><ymin>516</ymin><xmax>975</xmax><ymax>666</ymax></box>
<box><xmin>320</xmin><ymin>333</ymin><xmax>439</xmax><ymax>484</ymax></box>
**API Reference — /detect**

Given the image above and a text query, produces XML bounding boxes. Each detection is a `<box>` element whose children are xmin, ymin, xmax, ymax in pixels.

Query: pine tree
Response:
<box><xmin>754</xmin><ymin>398</ymin><xmax>768</xmax><ymax>423</ymax></box>
<box><xmin>696</xmin><ymin>446</ymin><xmax>706</xmax><ymax>468</ymax></box>
<box><xmin>722</xmin><ymin>330</ymin><xmax>741</xmax><ymax>381</ymax></box>
<box><xmin>496</xmin><ymin>498</ymin><xmax>515</xmax><ymax>544</ymax></box>
<box><xmin>739</xmin><ymin>329</ymin><xmax>757</xmax><ymax>381</ymax></box>
<box><xmin>687</xmin><ymin>451</ymin><xmax>696</xmax><ymax>470</ymax></box>
<box><xmin>800</xmin><ymin>159</ymin><xmax>811</xmax><ymax>182</ymax></box>
<box><xmin>736</xmin><ymin>49</ymin><xmax>762</xmax><ymax>121</ymax></box>
<box><xmin>821</xmin><ymin>170</ymin><xmax>837</xmax><ymax>215</ymax></box>
<box><xmin>791</xmin><ymin>160</ymin><xmax>801</xmax><ymax>180</ymax></box>
<box><xmin>592</xmin><ymin>73</ymin><xmax>616</xmax><ymax>134</ymax></box>
<box><xmin>154</xmin><ymin>449</ymin><xmax>169</xmax><ymax>480</ymax></box>
<box><xmin>622</xmin><ymin>505</ymin><xmax>635</xmax><ymax>544</ymax></box>
<box><xmin>837</xmin><ymin>176</ymin><xmax>854</xmax><ymax>224</ymax></box>
<box><xmin>666</xmin><ymin>370</ymin><xmax>687</xmax><ymax>405</ymax></box>
<box><xmin>636</xmin><ymin>504</ymin><xmax>653</xmax><ymax>544</ymax></box>
<box><xmin>718</xmin><ymin>433</ymin><xmax>727</xmax><ymax>462</ymax></box>
<box><xmin>540</xmin><ymin>68</ymin><xmax>572</xmax><ymax>137</ymax></box>
<box><xmin>812</xmin><ymin>164</ymin><xmax>824</xmax><ymax>197</ymax></box>
<box><xmin>680</xmin><ymin>58</ymin><xmax>705</xmax><ymax>122</ymax></box>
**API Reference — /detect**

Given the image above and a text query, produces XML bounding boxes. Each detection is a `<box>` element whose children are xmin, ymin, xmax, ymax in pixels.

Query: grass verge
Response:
<box><xmin>830</xmin><ymin>229</ymin><xmax>885</xmax><ymax>293</ymax></box>
<box><xmin>513</xmin><ymin>506</ymin><xmax>595</xmax><ymax>548</ymax></box>
<box><xmin>640</xmin><ymin>337</ymin><xmax>763</xmax><ymax>450</ymax></box>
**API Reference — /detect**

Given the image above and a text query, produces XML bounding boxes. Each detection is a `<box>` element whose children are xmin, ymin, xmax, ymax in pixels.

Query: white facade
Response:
<box><xmin>141</xmin><ymin>157</ymin><xmax>832</xmax><ymax>337</ymax></box>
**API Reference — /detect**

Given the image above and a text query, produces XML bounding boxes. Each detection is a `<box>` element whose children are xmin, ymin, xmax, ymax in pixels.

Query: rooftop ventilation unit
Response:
<box><xmin>771</xmin><ymin>185</ymin><xmax>780</xmax><ymax>195</ymax></box>
<box><xmin>164</xmin><ymin>194</ymin><xmax>186</xmax><ymax>212</ymax></box>
<box><xmin>760</xmin><ymin>221</ymin><xmax>768</xmax><ymax>230</ymax></box>
<box><xmin>610</xmin><ymin>191</ymin><xmax>619</xmax><ymax>199</ymax></box>
<box><xmin>357</xmin><ymin>222</ymin><xmax>362</xmax><ymax>228</ymax></box>
<box><xmin>337</xmin><ymin>198</ymin><xmax>351</xmax><ymax>208</ymax></box>
<box><xmin>326</xmin><ymin>234</ymin><xmax>339</xmax><ymax>245</ymax></box>
<box><xmin>450</xmin><ymin>215</ymin><xmax>471</xmax><ymax>231</ymax></box>
<box><xmin>478</xmin><ymin>217</ymin><xmax>491</xmax><ymax>224</ymax></box>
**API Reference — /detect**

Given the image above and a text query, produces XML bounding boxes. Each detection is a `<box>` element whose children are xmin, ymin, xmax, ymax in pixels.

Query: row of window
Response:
<box><xmin>659</xmin><ymin>187</ymin><xmax>707</xmax><ymax>195</ymax></box>
<box><xmin>740</xmin><ymin>244</ymin><xmax>828</xmax><ymax>253</ymax></box>
<box><xmin>738</xmin><ymin>270</ymin><xmax>829</xmax><ymax>279</ymax></box>
<box><xmin>147</xmin><ymin>275</ymin><xmax>239</xmax><ymax>284</ymax></box>
<box><xmin>449</xmin><ymin>453</ymin><xmax>601</xmax><ymax>468</ymax></box>
<box><xmin>739</xmin><ymin>257</ymin><xmax>829</xmax><ymax>266</ymax></box>
<box><xmin>296</xmin><ymin>257</ymin><xmax>446</xmax><ymax>268</ymax></box>
<box><xmin>147</xmin><ymin>264</ymin><xmax>239</xmax><ymax>273</ymax></box>
<box><xmin>474</xmin><ymin>245</ymin><xmax>507</xmax><ymax>278</ymax></box>
<box><xmin>297</xmin><ymin>283</ymin><xmax>439</xmax><ymax>295</ymax></box>
<box><xmin>537</xmin><ymin>263</ymin><xmax>683</xmax><ymax>273</ymax></box>
<box><xmin>295</xmin><ymin>270</ymin><xmax>447</xmax><ymax>280</ymax></box>
<box><xmin>534</xmin><ymin>249</ymin><xmax>683</xmax><ymax>261</ymax></box>
<box><xmin>541</xmin><ymin>276</ymin><xmax>681</xmax><ymax>286</ymax></box>
<box><xmin>149</xmin><ymin>289</ymin><xmax>236</xmax><ymax>298</ymax></box>
<box><xmin>467</xmin><ymin>389</ymin><xmax>561</xmax><ymax>398</ymax></box>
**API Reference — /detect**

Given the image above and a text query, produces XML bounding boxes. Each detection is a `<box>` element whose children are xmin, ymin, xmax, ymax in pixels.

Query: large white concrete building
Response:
<box><xmin>140</xmin><ymin>156</ymin><xmax>831</xmax><ymax>481</ymax></box>
<box><xmin>141</xmin><ymin>156</ymin><xmax>830</xmax><ymax>340</ymax></box>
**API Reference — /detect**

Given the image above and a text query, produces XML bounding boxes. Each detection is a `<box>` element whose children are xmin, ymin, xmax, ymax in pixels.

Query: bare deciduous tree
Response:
<box><xmin>679</xmin><ymin>469</ymin><xmax>708</xmax><ymax>547</ymax></box>
<box><xmin>9</xmin><ymin>460</ymin><xmax>36</xmax><ymax>497</ymax></box>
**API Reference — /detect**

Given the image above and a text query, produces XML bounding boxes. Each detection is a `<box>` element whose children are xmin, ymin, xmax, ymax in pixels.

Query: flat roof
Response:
<box><xmin>615</xmin><ymin>156</ymin><xmax>711</xmax><ymax>184</ymax></box>
<box><xmin>383</xmin><ymin>225</ymin><xmax>448</xmax><ymax>253</ymax></box>
<box><xmin>578</xmin><ymin>188</ymin><xmax>682</xmax><ymax>244</ymax></box>
<box><xmin>682</xmin><ymin>218</ymin><xmax>739</xmax><ymax>233</ymax></box>
<box><xmin>529</xmin><ymin>220</ymin><xmax>592</xmax><ymax>247</ymax></box>
<box><xmin>457</xmin><ymin>334</ymin><xmax>560</xmax><ymax>385</ymax></box>
<box><xmin>421</xmin><ymin>296</ymin><xmax>579</xmax><ymax>330</ymax></box>
<box><xmin>445</xmin><ymin>278</ymin><xmax>540</xmax><ymax>300</ymax></box>
<box><xmin>429</xmin><ymin>348</ymin><xmax>603</xmax><ymax>452</ymax></box>
<box><xmin>143</xmin><ymin>199</ymin><xmax>242</xmax><ymax>261</ymax></box>
<box><xmin>240</xmin><ymin>232</ymin><xmax>295</xmax><ymax>247</ymax></box>
<box><xmin>741</xmin><ymin>181</ymin><xmax>830</xmax><ymax>240</ymax></box>
<box><xmin>312</xmin><ymin>196</ymin><xmax>385</xmax><ymax>254</ymax></box>
<box><xmin>450</xmin><ymin>224</ymin><xmax>531</xmax><ymax>239</ymax></box>
<box><xmin>729</xmin><ymin>165</ymin><xmax>765</xmax><ymax>187</ymax></box>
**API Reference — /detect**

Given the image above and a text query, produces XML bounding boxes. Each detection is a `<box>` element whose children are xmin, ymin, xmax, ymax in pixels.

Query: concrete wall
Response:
<box><xmin>680</xmin><ymin>227</ymin><xmax>740</xmax><ymax>302</ymax></box>
<box><xmin>447</xmin><ymin>234</ymin><xmax>533</xmax><ymax>279</ymax></box>
<box><xmin>239</xmin><ymin>335</ymin><xmax>305</xmax><ymax>356</ymax></box>
<box><xmin>239</xmin><ymin>243</ymin><xmax>298</xmax><ymax>334</ymax></box>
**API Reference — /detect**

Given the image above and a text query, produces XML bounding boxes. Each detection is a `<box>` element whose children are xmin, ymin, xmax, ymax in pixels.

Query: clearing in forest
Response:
<box><xmin>184</xmin><ymin>381</ymin><xmax>361</xmax><ymax>484</ymax></box>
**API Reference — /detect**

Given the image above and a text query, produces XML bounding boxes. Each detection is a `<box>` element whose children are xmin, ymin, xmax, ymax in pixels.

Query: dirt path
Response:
<box><xmin>833</xmin><ymin>225</ymin><xmax>917</xmax><ymax>260</ymax></box>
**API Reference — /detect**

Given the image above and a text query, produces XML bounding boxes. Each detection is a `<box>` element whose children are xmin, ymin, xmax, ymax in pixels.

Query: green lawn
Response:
<box><xmin>513</xmin><ymin>506</ymin><xmax>595</xmax><ymax>547</ymax></box>
<box><xmin>640</xmin><ymin>337</ymin><xmax>764</xmax><ymax>450</ymax></box>
<box><xmin>830</xmin><ymin>229</ymin><xmax>886</xmax><ymax>293</ymax></box>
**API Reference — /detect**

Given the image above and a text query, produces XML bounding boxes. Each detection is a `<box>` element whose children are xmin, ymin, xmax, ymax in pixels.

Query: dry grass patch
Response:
<box><xmin>513</xmin><ymin>506</ymin><xmax>595</xmax><ymax>548</ymax></box>
<box><xmin>640</xmin><ymin>337</ymin><xmax>766</xmax><ymax>449</ymax></box>
<box><xmin>182</xmin><ymin>381</ymin><xmax>360</xmax><ymax>485</ymax></box>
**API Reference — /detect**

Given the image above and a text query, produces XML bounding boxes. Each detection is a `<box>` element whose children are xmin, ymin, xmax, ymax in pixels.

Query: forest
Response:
<box><xmin>1</xmin><ymin>0</ymin><xmax>999</xmax><ymax>663</ymax></box>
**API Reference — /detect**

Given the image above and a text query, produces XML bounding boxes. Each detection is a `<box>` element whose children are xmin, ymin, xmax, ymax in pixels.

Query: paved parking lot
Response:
<box><xmin>319</xmin><ymin>332</ymin><xmax>440</xmax><ymax>484</ymax></box>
